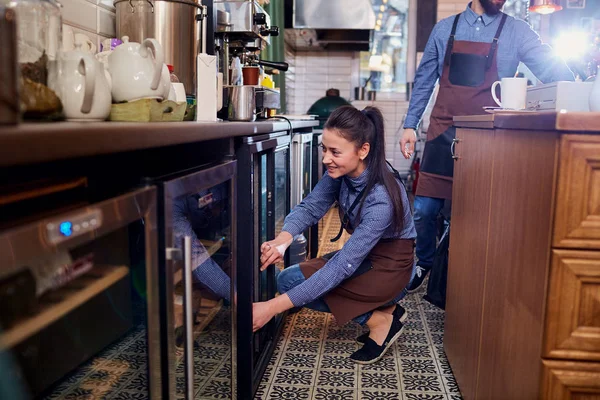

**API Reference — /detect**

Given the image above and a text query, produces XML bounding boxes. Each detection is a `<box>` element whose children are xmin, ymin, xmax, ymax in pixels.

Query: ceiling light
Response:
<box><xmin>529</xmin><ymin>0</ymin><xmax>562</xmax><ymax>14</ymax></box>
<box><xmin>380</xmin><ymin>5</ymin><xmax>385</xmax><ymax>11</ymax></box>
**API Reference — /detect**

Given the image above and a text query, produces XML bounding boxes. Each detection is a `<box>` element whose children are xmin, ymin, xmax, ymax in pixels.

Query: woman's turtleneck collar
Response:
<box><xmin>345</xmin><ymin>166</ymin><xmax>370</xmax><ymax>191</ymax></box>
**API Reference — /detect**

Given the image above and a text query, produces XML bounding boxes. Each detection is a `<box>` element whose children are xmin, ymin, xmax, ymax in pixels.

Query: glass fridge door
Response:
<box><xmin>162</xmin><ymin>162</ymin><xmax>236</xmax><ymax>400</ymax></box>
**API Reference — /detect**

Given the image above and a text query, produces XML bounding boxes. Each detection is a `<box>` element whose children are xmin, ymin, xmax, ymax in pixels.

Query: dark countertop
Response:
<box><xmin>0</xmin><ymin>119</ymin><xmax>319</xmax><ymax>167</ymax></box>
<box><xmin>453</xmin><ymin>111</ymin><xmax>600</xmax><ymax>132</ymax></box>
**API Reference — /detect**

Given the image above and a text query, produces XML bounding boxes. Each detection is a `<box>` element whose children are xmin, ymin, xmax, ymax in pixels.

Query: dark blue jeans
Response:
<box><xmin>414</xmin><ymin>195</ymin><xmax>446</xmax><ymax>269</ymax></box>
<box><xmin>276</xmin><ymin>264</ymin><xmax>416</xmax><ymax>325</ymax></box>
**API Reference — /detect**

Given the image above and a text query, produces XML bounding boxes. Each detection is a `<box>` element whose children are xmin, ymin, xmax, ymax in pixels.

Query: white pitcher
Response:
<box><xmin>108</xmin><ymin>36</ymin><xmax>169</xmax><ymax>102</ymax></box>
<box><xmin>49</xmin><ymin>44</ymin><xmax>112</xmax><ymax>121</ymax></box>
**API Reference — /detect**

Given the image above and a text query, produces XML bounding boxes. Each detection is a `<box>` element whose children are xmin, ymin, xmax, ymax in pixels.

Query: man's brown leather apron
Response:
<box><xmin>299</xmin><ymin>202</ymin><xmax>415</xmax><ymax>325</ymax></box>
<box><xmin>416</xmin><ymin>12</ymin><xmax>508</xmax><ymax>200</ymax></box>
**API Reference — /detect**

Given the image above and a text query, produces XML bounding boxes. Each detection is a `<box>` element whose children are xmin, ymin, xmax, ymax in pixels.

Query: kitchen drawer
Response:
<box><xmin>553</xmin><ymin>135</ymin><xmax>600</xmax><ymax>250</ymax></box>
<box><xmin>541</xmin><ymin>359</ymin><xmax>600</xmax><ymax>399</ymax></box>
<box><xmin>544</xmin><ymin>250</ymin><xmax>600</xmax><ymax>361</ymax></box>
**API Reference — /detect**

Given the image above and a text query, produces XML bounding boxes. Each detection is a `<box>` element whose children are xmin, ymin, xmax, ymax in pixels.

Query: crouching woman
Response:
<box><xmin>253</xmin><ymin>106</ymin><xmax>416</xmax><ymax>364</ymax></box>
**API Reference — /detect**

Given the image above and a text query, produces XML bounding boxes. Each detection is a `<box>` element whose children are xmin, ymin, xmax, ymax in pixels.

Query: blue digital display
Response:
<box><xmin>59</xmin><ymin>221</ymin><xmax>73</xmax><ymax>237</ymax></box>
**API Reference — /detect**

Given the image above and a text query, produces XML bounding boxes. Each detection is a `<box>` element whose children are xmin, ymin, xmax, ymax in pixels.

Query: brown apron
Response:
<box><xmin>300</xmin><ymin>199</ymin><xmax>415</xmax><ymax>325</ymax></box>
<box><xmin>417</xmin><ymin>12</ymin><xmax>508</xmax><ymax>200</ymax></box>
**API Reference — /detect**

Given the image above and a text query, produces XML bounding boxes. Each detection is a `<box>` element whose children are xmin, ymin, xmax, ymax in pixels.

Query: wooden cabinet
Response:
<box><xmin>544</xmin><ymin>250</ymin><xmax>600</xmax><ymax>361</ymax></box>
<box><xmin>447</xmin><ymin>113</ymin><xmax>600</xmax><ymax>400</ymax></box>
<box><xmin>542</xmin><ymin>360</ymin><xmax>600</xmax><ymax>399</ymax></box>
<box><xmin>553</xmin><ymin>135</ymin><xmax>600</xmax><ymax>250</ymax></box>
<box><xmin>444</xmin><ymin>128</ymin><xmax>494</xmax><ymax>400</ymax></box>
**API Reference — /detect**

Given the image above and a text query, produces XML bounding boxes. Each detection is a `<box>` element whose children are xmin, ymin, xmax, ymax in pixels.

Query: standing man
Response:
<box><xmin>400</xmin><ymin>0</ymin><xmax>574</xmax><ymax>291</ymax></box>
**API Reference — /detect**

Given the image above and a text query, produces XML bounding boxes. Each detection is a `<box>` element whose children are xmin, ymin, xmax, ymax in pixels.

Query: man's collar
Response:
<box><xmin>465</xmin><ymin>2</ymin><xmax>501</xmax><ymax>26</ymax></box>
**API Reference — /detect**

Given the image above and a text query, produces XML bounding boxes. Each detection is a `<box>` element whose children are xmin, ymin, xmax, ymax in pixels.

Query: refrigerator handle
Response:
<box><xmin>183</xmin><ymin>236</ymin><xmax>195</xmax><ymax>399</ymax></box>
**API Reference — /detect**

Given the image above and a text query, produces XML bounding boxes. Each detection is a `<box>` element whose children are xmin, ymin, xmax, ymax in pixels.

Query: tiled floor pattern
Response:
<box><xmin>254</xmin><ymin>207</ymin><xmax>462</xmax><ymax>400</ymax></box>
<box><xmin>253</xmin><ymin>286</ymin><xmax>461</xmax><ymax>400</ymax></box>
<box><xmin>43</xmin><ymin>207</ymin><xmax>461</xmax><ymax>399</ymax></box>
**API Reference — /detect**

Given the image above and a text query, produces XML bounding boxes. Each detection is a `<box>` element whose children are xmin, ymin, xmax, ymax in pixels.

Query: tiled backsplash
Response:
<box><xmin>285</xmin><ymin>46</ymin><xmax>360</xmax><ymax>116</ymax></box>
<box><xmin>60</xmin><ymin>0</ymin><xmax>116</xmax><ymax>52</ymax></box>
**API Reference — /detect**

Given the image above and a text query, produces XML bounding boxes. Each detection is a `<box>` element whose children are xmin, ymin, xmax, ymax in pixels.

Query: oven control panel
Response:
<box><xmin>45</xmin><ymin>209</ymin><xmax>103</xmax><ymax>245</ymax></box>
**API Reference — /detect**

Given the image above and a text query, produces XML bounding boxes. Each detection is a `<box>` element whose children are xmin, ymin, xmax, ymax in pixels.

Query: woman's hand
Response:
<box><xmin>253</xmin><ymin>301</ymin><xmax>276</xmax><ymax>332</ymax></box>
<box><xmin>260</xmin><ymin>231</ymin><xmax>293</xmax><ymax>271</ymax></box>
<box><xmin>253</xmin><ymin>295</ymin><xmax>295</xmax><ymax>332</ymax></box>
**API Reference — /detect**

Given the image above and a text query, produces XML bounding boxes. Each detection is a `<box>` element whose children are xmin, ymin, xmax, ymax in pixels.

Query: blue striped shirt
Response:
<box><xmin>404</xmin><ymin>3</ymin><xmax>574</xmax><ymax>129</ymax></box>
<box><xmin>282</xmin><ymin>168</ymin><xmax>416</xmax><ymax>307</ymax></box>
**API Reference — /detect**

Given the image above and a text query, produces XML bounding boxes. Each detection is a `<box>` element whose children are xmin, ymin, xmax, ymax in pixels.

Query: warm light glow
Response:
<box><xmin>529</xmin><ymin>0</ymin><xmax>562</xmax><ymax>14</ymax></box>
<box><xmin>379</xmin><ymin>5</ymin><xmax>385</xmax><ymax>11</ymax></box>
<box><xmin>376</xmin><ymin>20</ymin><xmax>382</xmax><ymax>26</ymax></box>
<box><xmin>554</xmin><ymin>31</ymin><xmax>589</xmax><ymax>60</ymax></box>
<box><xmin>382</xmin><ymin>0</ymin><xmax>388</xmax><ymax>3</ymax></box>
<box><xmin>375</xmin><ymin>25</ymin><xmax>381</xmax><ymax>31</ymax></box>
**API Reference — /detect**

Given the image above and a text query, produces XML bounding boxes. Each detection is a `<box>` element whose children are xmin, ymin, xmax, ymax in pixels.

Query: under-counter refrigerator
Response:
<box><xmin>149</xmin><ymin>161</ymin><xmax>237</xmax><ymax>400</ymax></box>
<box><xmin>235</xmin><ymin>132</ymin><xmax>291</xmax><ymax>399</ymax></box>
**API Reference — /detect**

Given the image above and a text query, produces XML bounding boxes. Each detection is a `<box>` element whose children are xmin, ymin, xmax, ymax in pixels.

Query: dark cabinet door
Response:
<box><xmin>160</xmin><ymin>161</ymin><xmax>236</xmax><ymax>400</ymax></box>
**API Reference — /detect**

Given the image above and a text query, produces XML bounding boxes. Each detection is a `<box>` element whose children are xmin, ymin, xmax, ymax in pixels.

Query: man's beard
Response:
<box><xmin>479</xmin><ymin>0</ymin><xmax>505</xmax><ymax>14</ymax></box>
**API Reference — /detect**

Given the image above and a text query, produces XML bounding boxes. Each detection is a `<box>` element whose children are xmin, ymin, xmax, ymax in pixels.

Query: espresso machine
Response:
<box><xmin>214</xmin><ymin>0</ymin><xmax>288</xmax><ymax>121</ymax></box>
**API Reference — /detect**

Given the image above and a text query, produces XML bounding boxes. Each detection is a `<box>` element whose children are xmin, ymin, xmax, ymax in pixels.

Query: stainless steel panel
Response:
<box><xmin>290</xmin><ymin>132</ymin><xmax>313</xmax><ymax>208</ymax></box>
<box><xmin>293</xmin><ymin>0</ymin><xmax>375</xmax><ymax>29</ymax></box>
<box><xmin>114</xmin><ymin>0</ymin><xmax>201</xmax><ymax>95</ymax></box>
<box><xmin>215</xmin><ymin>0</ymin><xmax>271</xmax><ymax>45</ymax></box>
<box><xmin>0</xmin><ymin>187</ymin><xmax>157</xmax><ymax>280</ymax></box>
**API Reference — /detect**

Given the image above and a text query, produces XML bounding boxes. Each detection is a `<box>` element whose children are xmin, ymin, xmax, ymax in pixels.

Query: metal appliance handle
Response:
<box><xmin>451</xmin><ymin>138</ymin><xmax>460</xmax><ymax>160</ymax></box>
<box><xmin>183</xmin><ymin>235</ymin><xmax>194</xmax><ymax>399</ymax></box>
<box><xmin>257</xmin><ymin>59</ymin><xmax>288</xmax><ymax>72</ymax></box>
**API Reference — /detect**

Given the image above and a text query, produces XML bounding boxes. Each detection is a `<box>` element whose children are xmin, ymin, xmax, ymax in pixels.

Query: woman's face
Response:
<box><xmin>322</xmin><ymin>128</ymin><xmax>369</xmax><ymax>179</ymax></box>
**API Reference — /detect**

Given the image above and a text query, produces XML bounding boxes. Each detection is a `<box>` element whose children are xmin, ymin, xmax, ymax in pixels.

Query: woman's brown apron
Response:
<box><xmin>416</xmin><ymin>12</ymin><xmax>507</xmax><ymax>200</ymax></box>
<box><xmin>299</xmin><ymin>204</ymin><xmax>415</xmax><ymax>325</ymax></box>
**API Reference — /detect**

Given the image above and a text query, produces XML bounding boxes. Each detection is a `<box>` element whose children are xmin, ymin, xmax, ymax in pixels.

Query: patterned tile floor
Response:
<box><xmin>43</xmin><ymin>208</ymin><xmax>462</xmax><ymax>399</ymax></box>
<box><xmin>254</xmin><ymin>208</ymin><xmax>462</xmax><ymax>400</ymax></box>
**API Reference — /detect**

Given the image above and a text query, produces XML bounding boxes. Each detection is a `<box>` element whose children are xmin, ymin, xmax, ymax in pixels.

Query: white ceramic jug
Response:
<box><xmin>49</xmin><ymin>44</ymin><xmax>112</xmax><ymax>121</ymax></box>
<box><xmin>108</xmin><ymin>36</ymin><xmax>169</xmax><ymax>102</ymax></box>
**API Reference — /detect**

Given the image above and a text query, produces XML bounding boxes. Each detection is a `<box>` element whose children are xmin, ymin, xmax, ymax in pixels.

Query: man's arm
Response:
<box><xmin>516</xmin><ymin>19</ymin><xmax>574</xmax><ymax>83</ymax></box>
<box><xmin>403</xmin><ymin>23</ymin><xmax>442</xmax><ymax>130</ymax></box>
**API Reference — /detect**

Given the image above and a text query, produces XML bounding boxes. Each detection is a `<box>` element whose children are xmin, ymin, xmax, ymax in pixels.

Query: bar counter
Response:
<box><xmin>446</xmin><ymin>111</ymin><xmax>600</xmax><ymax>400</ymax></box>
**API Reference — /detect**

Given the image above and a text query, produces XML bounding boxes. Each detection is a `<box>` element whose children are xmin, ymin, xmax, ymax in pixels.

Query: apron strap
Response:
<box><xmin>485</xmin><ymin>13</ymin><xmax>508</xmax><ymax>70</ymax></box>
<box><xmin>444</xmin><ymin>13</ymin><xmax>461</xmax><ymax>66</ymax></box>
<box><xmin>330</xmin><ymin>181</ymin><xmax>367</xmax><ymax>242</ymax></box>
<box><xmin>330</xmin><ymin>164</ymin><xmax>405</xmax><ymax>243</ymax></box>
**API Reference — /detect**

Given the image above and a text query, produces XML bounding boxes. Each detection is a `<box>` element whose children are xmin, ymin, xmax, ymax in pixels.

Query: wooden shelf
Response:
<box><xmin>0</xmin><ymin>265</ymin><xmax>129</xmax><ymax>349</ymax></box>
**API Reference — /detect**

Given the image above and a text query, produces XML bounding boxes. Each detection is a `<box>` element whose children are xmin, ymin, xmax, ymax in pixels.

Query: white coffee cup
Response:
<box><xmin>74</xmin><ymin>33</ymin><xmax>97</xmax><ymax>54</ymax></box>
<box><xmin>491</xmin><ymin>77</ymin><xmax>528</xmax><ymax>110</ymax></box>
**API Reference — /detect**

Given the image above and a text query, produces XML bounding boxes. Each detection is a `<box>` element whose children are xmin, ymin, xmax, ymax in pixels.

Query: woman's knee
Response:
<box><xmin>276</xmin><ymin>265</ymin><xmax>304</xmax><ymax>294</ymax></box>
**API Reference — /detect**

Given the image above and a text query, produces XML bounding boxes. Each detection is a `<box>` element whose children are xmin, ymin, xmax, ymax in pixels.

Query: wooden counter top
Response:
<box><xmin>453</xmin><ymin>111</ymin><xmax>600</xmax><ymax>132</ymax></box>
<box><xmin>0</xmin><ymin>119</ymin><xmax>319</xmax><ymax>167</ymax></box>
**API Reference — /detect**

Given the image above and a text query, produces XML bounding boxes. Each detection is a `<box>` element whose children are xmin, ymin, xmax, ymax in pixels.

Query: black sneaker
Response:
<box><xmin>356</xmin><ymin>304</ymin><xmax>407</xmax><ymax>344</ymax></box>
<box><xmin>406</xmin><ymin>265</ymin><xmax>430</xmax><ymax>293</ymax></box>
<box><xmin>349</xmin><ymin>310</ymin><xmax>405</xmax><ymax>364</ymax></box>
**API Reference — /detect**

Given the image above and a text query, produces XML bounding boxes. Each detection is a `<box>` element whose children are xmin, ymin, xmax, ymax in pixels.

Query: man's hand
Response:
<box><xmin>400</xmin><ymin>128</ymin><xmax>417</xmax><ymax>159</ymax></box>
<box><xmin>260</xmin><ymin>231</ymin><xmax>293</xmax><ymax>271</ymax></box>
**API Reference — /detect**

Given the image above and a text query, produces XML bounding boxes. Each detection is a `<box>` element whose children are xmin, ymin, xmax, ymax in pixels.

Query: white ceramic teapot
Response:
<box><xmin>49</xmin><ymin>44</ymin><xmax>112</xmax><ymax>121</ymax></box>
<box><xmin>108</xmin><ymin>36</ymin><xmax>169</xmax><ymax>102</ymax></box>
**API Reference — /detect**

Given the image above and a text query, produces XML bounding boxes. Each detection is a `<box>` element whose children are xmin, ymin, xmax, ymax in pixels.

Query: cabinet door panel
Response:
<box><xmin>445</xmin><ymin>128</ymin><xmax>494</xmax><ymax>400</ymax></box>
<box><xmin>477</xmin><ymin>129</ymin><xmax>558</xmax><ymax>400</ymax></box>
<box><xmin>542</xmin><ymin>359</ymin><xmax>600</xmax><ymax>400</ymax></box>
<box><xmin>553</xmin><ymin>135</ymin><xmax>600</xmax><ymax>250</ymax></box>
<box><xmin>545</xmin><ymin>250</ymin><xmax>600</xmax><ymax>361</ymax></box>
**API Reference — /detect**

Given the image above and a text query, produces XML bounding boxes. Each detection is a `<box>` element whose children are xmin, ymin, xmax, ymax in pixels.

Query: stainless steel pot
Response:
<box><xmin>114</xmin><ymin>0</ymin><xmax>201</xmax><ymax>95</ymax></box>
<box><xmin>228</xmin><ymin>85</ymin><xmax>256</xmax><ymax>122</ymax></box>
